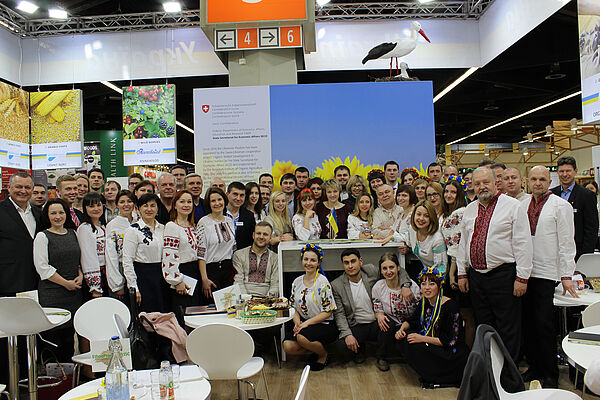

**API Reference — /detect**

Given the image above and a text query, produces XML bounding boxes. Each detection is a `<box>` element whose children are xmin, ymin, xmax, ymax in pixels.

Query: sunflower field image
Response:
<box><xmin>0</xmin><ymin>82</ymin><xmax>29</xmax><ymax>143</ymax></box>
<box><xmin>122</xmin><ymin>84</ymin><xmax>175</xmax><ymax>140</ymax></box>
<box><xmin>30</xmin><ymin>89</ymin><xmax>82</xmax><ymax>144</ymax></box>
<box><xmin>271</xmin><ymin>156</ymin><xmax>384</xmax><ymax>191</ymax></box>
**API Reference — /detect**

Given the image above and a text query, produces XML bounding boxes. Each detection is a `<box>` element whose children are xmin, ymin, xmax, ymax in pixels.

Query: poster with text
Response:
<box><xmin>193</xmin><ymin>86</ymin><xmax>272</xmax><ymax>185</ymax></box>
<box><xmin>84</xmin><ymin>141</ymin><xmax>101</xmax><ymax>171</ymax></box>
<box><xmin>30</xmin><ymin>89</ymin><xmax>83</xmax><ymax>170</ymax></box>
<box><xmin>194</xmin><ymin>82</ymin><xmax>435</xmax><ymax>190</ymax></box>
<box><xmin>579</xmin><ymin>0</ymin><xmax>600</xmax><ymax>123</ymax></box>
<box><xmin>0</xmin><ymin>82</ymin><xmax>30</xmax><ymax>169</ymax></box>
<box><xmin>122</xmin><ymin>84</ymin><xmax>176</xmax><ymax>166</ymax></box>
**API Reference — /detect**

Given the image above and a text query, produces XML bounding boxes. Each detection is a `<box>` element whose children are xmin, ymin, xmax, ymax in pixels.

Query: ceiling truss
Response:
<box><xmin>0</xmin><ymin>1</ymin><xmax>495</xmax><ymax>37</ymax></box>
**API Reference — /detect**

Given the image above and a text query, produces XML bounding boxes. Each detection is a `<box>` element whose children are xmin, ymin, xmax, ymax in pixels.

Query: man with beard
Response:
<box><xmin>184</xmin><ymin>174</ymin><xmax>205</xmax><ymax>223</ymax></box>
<box><xmin>457</xmin><ymin>167</ymin><xmax>533</xmax><ymax>361</ymax></box>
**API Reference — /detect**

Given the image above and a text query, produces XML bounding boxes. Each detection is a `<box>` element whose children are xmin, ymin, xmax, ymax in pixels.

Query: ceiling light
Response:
<box><xmin>163</xmin><ymin>2</ymin><xmax>181</xmax><ymax>12</ymax></box>
<box><xmin>101</xmin><ymin>81</ymin><xmax>123</xmax><ymax>94</ymax></box>
<box><xmin>523</xmin><ymin>150</ymin><xmax>529</xmax><ymax>156</ymax></box>
<box><xmin>570</xmin><ymin>118</ymin><xmax>579</xmax><ymax>131</ymax></box>
<box><xmin>418</xmin><ymin>0</ymin><xmax>434</xmax><ymax>3</ymax></box>
<box><xmin>484</xmin><ymin>103</ymin><xmax>499</xmax><ymax>111</ymax></box>
<box><xmin>433</xmin><ymin>67</ymin><xmax>478</xmax><ymax>103</ymax></box>
<box><xmin>317</xmin><ymin>0</ymin><xmax>331</xmax><ymax>6</ymax></box>
<box><xmin>545</xmin><ymin>62</ymin><xmax>566</xmax><ymax>80</ymax></box>
<box><xmin>177</xmin><ymin>158</ymin><xmax>194</xmax><ymax>166</ymax></box>
<box><xmin>527</xmin><ymin>131</ymin><xmax>533</xmax><ymax>142</ymax></box>
<box><xmin>48</xmin><ymin>8</ymin><xmax>67</xmax><ymax>19</ymax></box>
<box><xmin>16</xmin><ymin>1</ymin><xmax>38</xmax><ymax>14</ymax></box>
<box><xmin>447</xmin><ymin>91</ymin><xmax>581</xmax><ymax>145</ymax></box>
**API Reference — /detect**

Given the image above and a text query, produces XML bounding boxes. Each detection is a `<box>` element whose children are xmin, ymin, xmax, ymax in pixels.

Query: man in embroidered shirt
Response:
<box><xmin>519</xmin><ymin>166</ymin><xmax>577</xmax><ymax>388</ymax></box>
<box><xmin>372</xmin><ymin>184</ymin><xmax>401</xmax><ymax>239</ymax></box>
<box><xmin>457</xmin><ymin>167</ymin><xmax>533</xmax><ymax>360</ymax></box>
<box><xmin>503</xmin><ymin>167</ymin><xmax>530</xmax><ymax>201</ymax></box>
<box><xmin>550</xmin><ymin>156</ymin><xmax>598</xmax><ymax>260</ymax></box>
<box><xmin>232</xmin><ymin>222</ymin><xmax>279</xmax><ymax>297</ymax></box>
<box><xmin>56</xmin><ymin>174</ymin><xmax>83</xmax><ymax>228</ymax></box>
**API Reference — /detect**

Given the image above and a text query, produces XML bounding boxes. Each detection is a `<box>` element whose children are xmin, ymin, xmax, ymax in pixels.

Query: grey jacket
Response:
<box><xmin>331</xmin><ymin>263</ymin><xmax>411</xmax><ymax>339</ymax></box>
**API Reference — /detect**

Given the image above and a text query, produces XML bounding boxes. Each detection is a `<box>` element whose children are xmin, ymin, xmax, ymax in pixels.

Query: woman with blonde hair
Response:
<box><xmin>73</xmin><ymin>174</ymin><xmax>89</xmax><ymax>213</ymax></box>
<box><xmin>315</xmin><ymin>179</ymin><xmax>352</xmax><ymax>239</ymax></box>
<box><xmin>413</xmin><ymin>178</ymin><xmax>428</xmax><ymax>202</ymax></box>
<box><xmin>264</xmin><ymin>191</ymin><xmax>294</xmax><ymax>247</ymax></box>
<box><xmin>292</xmin><ymin>189</ymin><xmax>321</xmax><ymax>241</ymax></box>
<box><xmin>343</xmin><ymin>175</ymin><xmax>369</xmax><ymax>211</ymax></box>
<box><xmin>347</xmin><ymin>193</ymin><xmax>374</xmax><ymax>239</ymax></box>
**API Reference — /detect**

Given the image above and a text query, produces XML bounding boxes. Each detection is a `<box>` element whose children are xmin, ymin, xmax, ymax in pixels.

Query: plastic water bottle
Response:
<box><xmin>159</xmin><ymin>360</ymin><xmax>174</xmax><ymax>400</ymax></box>
<box><xmin>105</xmin><ymin>336</ymin><xmax>130</xmax><ymax>400</ymax></box>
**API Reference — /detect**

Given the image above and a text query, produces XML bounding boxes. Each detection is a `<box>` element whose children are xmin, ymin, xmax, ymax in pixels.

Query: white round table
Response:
<box><xmin>562</xmin><ymin>325</ymin><xmax>600</xmax><ymax>373</ymax></box>
<box><xmin>184</xmin><ymin>308</ymin><xmax>295</xmax><ymax>330</ymax></box>
<box><xmin>554</xmin><ymin>288</ymin><xmax>600</xmax><ymax>307</ymax></box>
<box><xmin>58</xmin><ymin>365</ymin><xmax>211</xmax><ymax>400</ymax></box>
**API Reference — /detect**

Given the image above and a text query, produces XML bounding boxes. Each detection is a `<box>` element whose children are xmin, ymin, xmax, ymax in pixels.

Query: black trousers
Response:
<box><xmin>376</xmin><ymin>319</ymin><xmax>402</xmax><ymax>360</ymax></box>
<box><xmin>334</xmin><ymin>322</ymin><xmax>379</xmax><ymax>361</ymax></box>
<box><xmin>522</xmin><ymin>277</ymin><xmax>558</xmax><ymax>380</ymax></box>
<box><xmin>469</xmin><ymin>263</ymin><xmax>521</xmax><ymax>361</ymax></box>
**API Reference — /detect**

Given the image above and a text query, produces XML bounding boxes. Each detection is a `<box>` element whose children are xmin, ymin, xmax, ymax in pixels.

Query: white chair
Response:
<box><xmin>72</xmin><ymin>297</ymin><xmax>130</xmax><ymax>386</ymax></box>
<box><xmin>0</xmin><ymin>297</ymin><xmax>69</xmax><ymax>400</ymax></box>
<box><xmin>575</xmin><ymin>253</ymin><xmax>600</xmax><ymax>277</ymax></box>
<box><xmin>490</xmin><ymin>336</ymin><xmax>582</xmax><ymax>399</ymax></box>
<box><xmin>293</xmin><ymin>365</ymin><xmax>310</xmax><ymax>400</ymax></box>
<box><xmin>582</xmin><ymin>300</ymin><xmax>600</xmax><ymax>327</ymax></box>
<box><xmin>0</xmin><ymin>384</ymin><xmax>9</xmax><ymax>400</ymax></box>
<box><xmin>186</xmin><ymin>323</ymin><xmax>269</xmax><ymax>400</ymax></box>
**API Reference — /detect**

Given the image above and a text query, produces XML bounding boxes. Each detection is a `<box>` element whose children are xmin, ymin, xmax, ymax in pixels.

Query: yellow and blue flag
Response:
<box><xmin>328</xmin><ymin>207</ymin><xmax>339</xmax><ymax>235</ymax></box>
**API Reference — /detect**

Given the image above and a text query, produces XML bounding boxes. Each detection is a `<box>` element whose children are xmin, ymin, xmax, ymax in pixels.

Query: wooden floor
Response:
<box><xmin>206</xmin><ymin>355</ymin><xmax>583</xmax><ymax>399</ymax></box>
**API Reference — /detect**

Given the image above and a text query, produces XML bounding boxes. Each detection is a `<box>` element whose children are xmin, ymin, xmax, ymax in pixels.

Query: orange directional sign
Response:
<box><xmin>215</xmin><ymin>26</ymin><xmax>303</xmax><ymax>51</ymax></box>
<box><xmin>207</xmin><ymin>0</ymin><xmax>307</xmax><ymax>24</ymax></box>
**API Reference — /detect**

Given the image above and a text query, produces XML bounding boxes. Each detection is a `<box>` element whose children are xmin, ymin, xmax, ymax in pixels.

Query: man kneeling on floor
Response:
<box><xmin>332</xmin><ymin>248</ymin><xmax>412</xmax><ymax>370</ymax></box>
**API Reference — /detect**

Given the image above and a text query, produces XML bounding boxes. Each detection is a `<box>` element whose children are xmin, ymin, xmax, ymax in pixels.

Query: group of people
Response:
<box><xmin>0</xmin><ymin>155</ymin><xmax>598</xmax><ymax>388</ymax></box>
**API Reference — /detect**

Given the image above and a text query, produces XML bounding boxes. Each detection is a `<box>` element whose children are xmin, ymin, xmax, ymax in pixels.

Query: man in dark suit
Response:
<box><xmin>332</xmin><ymin>248</ymin><xmax>412</xmax><ymax>367</ymax></box>
<box><xmin>226</xmin><ymin>182</ymin><xmax>256</xmax><ymax>250</ymax></box>
<box><xmin>0</xmin><ymin>171</ymin><xmax>41</xmax><ymax>387</ymax></box>
<box><xmin>551</xmin><ymin>156</ymin><xmax>599</xmax><ymax>260</ymax></box>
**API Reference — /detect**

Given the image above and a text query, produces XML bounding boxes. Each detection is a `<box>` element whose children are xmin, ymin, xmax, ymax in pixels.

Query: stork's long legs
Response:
<box><xmin>389</xmin><ymin>58</ymin><xmax>393</xmax><ymax>77</ymax></box>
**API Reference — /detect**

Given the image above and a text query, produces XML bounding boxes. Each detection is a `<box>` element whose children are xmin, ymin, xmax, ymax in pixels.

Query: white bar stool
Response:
<box><xmin>0</xmin><ymin>298</ymin><xmax>71</xmax><ymax>400</ymax></box>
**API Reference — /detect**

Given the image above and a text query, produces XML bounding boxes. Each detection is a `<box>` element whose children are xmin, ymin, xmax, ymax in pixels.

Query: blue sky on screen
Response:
<box><xmin>269</xmin><ymin>81</ymin><xmax>436</xmax><ymax>173</ymax></box>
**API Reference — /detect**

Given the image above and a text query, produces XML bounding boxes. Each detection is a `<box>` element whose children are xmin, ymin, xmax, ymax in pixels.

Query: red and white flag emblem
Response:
<box><xmin>202</xmin><ymin>105</ymin><xmax>210</xmax><ymax>113</ymax></box>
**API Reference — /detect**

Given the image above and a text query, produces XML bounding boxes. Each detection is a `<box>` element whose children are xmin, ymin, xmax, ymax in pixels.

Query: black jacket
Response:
<box><xmin>232</xmin><ymin>208</ymin><xmax>256</xmax><ymax>251</ymax></box>
<box><xmin>457</xmin><ymin>324</ymin><xmax>524</xmax><ymax>400</ymax></box>
<box><xmin>551</xmin><ymin>183</ymin><xmax>599</xmax><ymax>259</ymax></box>
<box><xmin>0</xmin><ymin>198</ymin><xmax>41</xmax><ymax>295</ymax></box>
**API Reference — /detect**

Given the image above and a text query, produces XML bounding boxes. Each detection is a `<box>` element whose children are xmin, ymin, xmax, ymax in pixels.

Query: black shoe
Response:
<box><xmin>354</xmin><ymin>351</ymin><xmax>366</xmax><ymax>364</ymax></box>
<box><xmin>376</xmin><ymin>359</ymin><xmax>390</xmax><ymax>372</ymax></box>
<box><xmin>521</xmin><ymin>369</ymin><xmax>540</xmax><ymax>382</ymax></box>
<box><xmin>310</xmin><ymin>358</ymin><xmax>328</xmax><ymax>372</ymax></box>
<box><xmin>542</xmin><ymin>377</ymin><xmax>558</xmax><ymax>389</ymax></box>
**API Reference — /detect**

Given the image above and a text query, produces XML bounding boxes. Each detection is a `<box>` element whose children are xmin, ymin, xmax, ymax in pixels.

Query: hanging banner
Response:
<box><xmin>30</xmin><ymin>89</ymin><xmax>84</xmax><ymax>170</ymax></box>
<box><xmin>84</xmin><ymin>141</ymin><xmax>101</xmax><ymax>172</ymax></box>
<box><xmin>0</xmin><ymin>82</ymin><xmax>30</xmax><ymax>170</ymax></box>
<box><xmin>579</xmin><ymin>0</ymin><xmax>600</xmax><ymax>124</ymax></box>
<box><xmin>122</xmin><ymin>84</ymin><xmax>176</xmax><ymax>166</ymax></box>
<box><xmin>193</xmin><ymin>86</ymin><xmax>272</xmax><ymax>185</ymax></box>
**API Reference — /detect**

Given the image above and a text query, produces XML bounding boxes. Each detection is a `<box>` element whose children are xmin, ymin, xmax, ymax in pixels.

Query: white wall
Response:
<box><xmin>0</xmin><ymin>29</ymin><xmax>21</xmax><ymax>85</ymax></box>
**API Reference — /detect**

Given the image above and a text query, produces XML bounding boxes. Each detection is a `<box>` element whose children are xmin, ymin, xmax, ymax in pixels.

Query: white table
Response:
<box><xmin>562</xmin><ymin>325</ymin><xmax>600</xmax><ymax>373</ymax></box>
<box><xmin>555</xmin><ymin>288</ymin><xmax>600</xmax><ymax>307</ymax></box>
<box><xmin>184</xmin><ymin>308</ymin><xmax>295</xmax><ymax>330</ymax></box>
<box><xmin>58</xmin><ymin>365</ymin><xmax>211</xmax><ymax>400</ymax></box>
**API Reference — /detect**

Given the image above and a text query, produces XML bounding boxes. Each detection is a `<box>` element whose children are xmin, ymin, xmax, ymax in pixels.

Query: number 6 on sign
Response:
<box><xmin>280</xmin><ymin>26</ymin><xmax>302</xmax><ymax>47</ymax></box>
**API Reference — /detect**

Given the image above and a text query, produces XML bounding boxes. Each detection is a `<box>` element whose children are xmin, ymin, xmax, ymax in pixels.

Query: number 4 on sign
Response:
<box><xmin>237</xmin><ymin>29</ymin><xmax>257</xmax><ymax>49</ymax></box>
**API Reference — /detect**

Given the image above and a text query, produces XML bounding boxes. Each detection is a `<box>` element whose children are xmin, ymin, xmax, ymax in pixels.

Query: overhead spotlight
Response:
<box><xmin>48</xmin><ymin>8</ymin><xmax>67</xmax><ymax>19</ymax></box>
<box><xmin>545</xmin><ymin>125</ymin><xmax>554</xmax><ymax>137</ymax></box>
<box><xmin>570</xmin><ymin>118</ymin><xmax>579</xmax><ymax>131</ymax></box>
<box><xmin>527</xmin><ymin>131</ymin><xmax>533</xmax><ymax>142</ymax></box>
<box><xmin>523</xmin><ymin>149</ymin><xmax>529</xmax><ymax>156</ymax></box>
<box><xmin>545</xmin><ymin>62</ymin><xmax>566</xmax><ymax>80</ymax></box>
<box><xmin>163</xmin><ymin>2</ymin><xmax>182</xmax><ymax>12</ymax></box>
<box><xmin>317</xmin><ymin>0</ymin><xmax>331</xmax><ymax>6</ymax></box>
<box><xmin>16</xmin><ymin>1</ymin><xmax>38</xmax><ymax>14</ymax></box>
<box><xmin>484</xmin><ymin>102</ymin><xmax>500</xmax><ymax>111</ymax></box>
<box><xmin>417</xmin><ymin>0</ymin><xmax>434</xmax><ymax>3</ymax></box>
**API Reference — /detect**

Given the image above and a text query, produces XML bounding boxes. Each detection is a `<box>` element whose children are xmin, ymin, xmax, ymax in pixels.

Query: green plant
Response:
<box><xmin>122</xmin><ymin>84</ymin><xmax>176</xmax><ymax>140</ymax></box>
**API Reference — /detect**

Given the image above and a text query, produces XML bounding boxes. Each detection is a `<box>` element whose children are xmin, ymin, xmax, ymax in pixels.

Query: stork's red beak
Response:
<box><xmin>418</xmin><ymin>29</ymin><xmax>431</xmax><ymax>43</ymax></box>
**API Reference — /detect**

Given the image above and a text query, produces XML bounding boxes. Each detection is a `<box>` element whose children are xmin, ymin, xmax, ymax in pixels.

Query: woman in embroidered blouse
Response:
<box><xmin>244</xmin><ymin>182</ymin><xmax>265</xmax><ymax>222</ymax></box>
<box><xmin>308</xmin><ymin>177</ymin><xmax>324</xmax><ymax>204</ymax></box>
<box><xmin>33</xmin><ymin>198</ymin><xmax>82</xmax><ymax>362</ymax></box>
<box><xmin>413</xmin><ymin>178</ymin><xmax>428</xmax><ymax>202</ymax></box>
<box><xmin>315</xmin><ymin>179</ymin><xmax>352</xmax><ymax>239</ymax></box>
<box><xmin>292</xmin><ymin>189</ymin><xmax>321</xmax><ymax>241</ymax></box>
<box><xmin>401</xmin><ymin>168</ymin><xmax>419</xmax><ymax>186</ymax></box>
<box><xmin>197</xmin><ymin>187</ymin><xmax>236</xmax><ymax>300</ymax></box>
<box><xmin>104</xmin><ymin>181</ymin><xmax>121</xmax><ymax>223</ymax></box>
<box><xmin>122</xmin><ymin>193</ymin><xmax>166</xmax><ymax>311</ymax></box>
<box><xmin>263</xmin><ymin>191</ymin><xmax>294</xmax><ymax>247</ymax></box>
<box><xmin>347</xmin><ymin>193</ymin><xmax>374</xmax><ymax>239</ymax></box>
<box><xmin>380</xmin><ymin>200</ymin><xmax>447</xmax><ymax>275</ymax></box>
<box><xmin>394</xmin><ymin>184</ymin><xmax>421</xmax><ymax>281</ymax></box>
<box><xmin>106</xmin><ymin>190</ymin><xmax>136</xmax><ymax>300</ymax></box>
<box><xmin>283</xmin><ymin>244</ymin><xmax>337</xmax><ymax>371</ymax></box>
<box><xmin>77</xmin><ymin>192</ymin><xmax>107</xmax><ymax>298</ymax></box>
<box><xmin>372</xmin><ymin>252</ymin><xmax>420</xmax><ymax>372</ymax></box>
<box><xmin>163</xmin><ymin>190</ymin><xmax>201</xmax><ymax>320</ymax></box>
<box><xmin>396</xmin><ymin>267</ymin><xmax>469</xmax><ymax>386</ymax></box>
<box><xmin>425</xmin><ymin>182</ymin><xmax>444</xmax><ymax>222</ymax></box>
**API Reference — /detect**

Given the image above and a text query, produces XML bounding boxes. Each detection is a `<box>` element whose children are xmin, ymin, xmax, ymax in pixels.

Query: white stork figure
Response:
<box><xmin>362</xmin><ymin>21</ymin><xmax>431</xmax><ymax>77</ymax></box>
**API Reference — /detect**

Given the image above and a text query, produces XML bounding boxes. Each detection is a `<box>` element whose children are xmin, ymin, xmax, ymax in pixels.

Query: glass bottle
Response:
<box><xmin>105</xmin><ymin>336</ymin><xmax>130</xmax><ymax>400</ymax></box>
<box><xmin>159</xmin><ymin>360</ymin><xmax>174</xmax><ymax>400</ymax></box>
